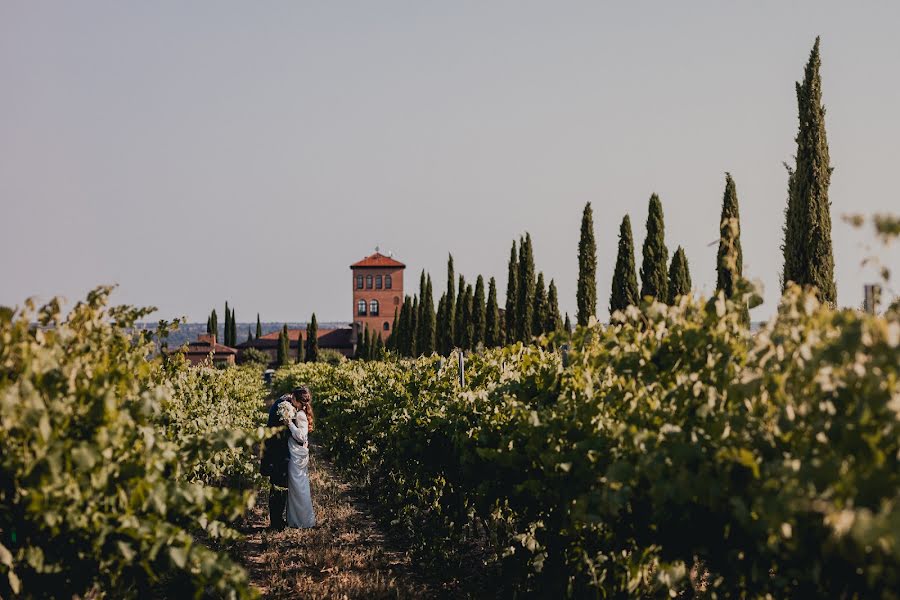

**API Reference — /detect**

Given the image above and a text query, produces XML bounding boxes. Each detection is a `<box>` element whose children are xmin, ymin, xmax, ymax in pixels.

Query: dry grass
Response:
<box><xmin>235</xmin><ymin>446</ymin><xmax>443</xmax><ymax>599</ymax></box>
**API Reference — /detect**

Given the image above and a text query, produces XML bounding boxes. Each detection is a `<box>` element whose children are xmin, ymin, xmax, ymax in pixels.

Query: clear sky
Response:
<box><xmin>2</xmin><ymin>1</ymin><xmax>898</xmax><ymax>323</ymax></box>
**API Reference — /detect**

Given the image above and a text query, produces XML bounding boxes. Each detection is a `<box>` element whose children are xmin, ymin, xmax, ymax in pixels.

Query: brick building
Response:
<box><xmin>236</xmin><ymin>328</ymin><xmax>354</xmax><ymax>362</ymax></box>
<box><xmin>167</xmin><ymin>333</ymin><xmax>237</xmax><ymax>367</ymax></box>
<box><xmin>350</xmin><ymin>251</ymin><xmax>405</xmax><ymax>340</ymax></box>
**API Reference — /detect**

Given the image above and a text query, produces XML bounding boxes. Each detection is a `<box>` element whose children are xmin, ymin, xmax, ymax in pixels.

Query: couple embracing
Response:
<box><xmin>260</xmin><ymin>386</ymin><xmax>317</xmax><ymax>530</ymax></box>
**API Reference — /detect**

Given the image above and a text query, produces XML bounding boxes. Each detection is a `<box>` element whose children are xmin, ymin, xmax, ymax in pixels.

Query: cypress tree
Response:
<box><xmin>357</xmin><ymin>324</ymin><xmax>368</xmax><ymax>359</ymax></box>
<box><xmin>532</xmin><ymin>272</ymin><xmax>547</xmax><ymax>336</ymax></box>
<box><xmin>224</xmin><ymin>302</ymin><xmax>231</xmax><ymax>346</ymax></box>
<box><xmin>460</xmin><ymin>284</ymin><xmax>474</xmax><ymax>350</ymax></box>
<box><xmin>485</xmin><ymin>277</ymin><xmax>500</xmax><ymax>348</ymax></box>
<box><xmin>609</xmin><ymin>214</ymin><xmax>640</xmax><ymax>314</ymax></box>
<box><xmin>256</xmin><ymin>313</ymin><xmax>262</xmax><ymax>339</ymax></box>
<box><xmin>210</xmin><ymin>310</ymin><xmax>218</xmax><ymax>342</ymax></box>
<box><xmin>362</xmin><ymin>326</ymin><xmax>371</xmax><ymax>360</ymax></box>
<box><xmin>418</xmin><ymin>274</ymin><xmax>436</xmax><ymax>355</ymax></box>
<box><xmin>434</xmin><ymin>294</ymin><xmax>446</xmax><ymax>354</ymax></box>
<box><xmin>388</xmin><ymin>308</ymin><xmax>399</xmax><ymax>351</ymax></box>
<box><xmin>296</xmin><ymin>328</ymin><xmax>305</xmax><ymax>363</ymax></box>
<box><xmin>782</xmin><ymin>37</ymin><xmax>836</xmax><ymax>304</ymax></box>
<box><xmin>667</xmin><ymin>246</ymin><xmax>692</xmax><ymax>303</ymax></box>
<box><xmin>410</xmin><ymin>295</ymin><xmax>419</xmax><ymax>357</ymax></box>
<box><xmin>277</xmin><ymin>325</ymin><xmax>290</xmax><ymax>367</ymax></box>
<box><xmin>564</xmin><ymin>313</ymin><xmax>572</xmax><ymax>334</ymax></box>
<box><xmin>517</xmin><ymin>234</ymin><xmax>535</xmax><ymax>341</ymax></box>
<box><xmin>546</xmin><ymin>279</ymin><xmax>562</xmax><ymax>333</ymax></box>
<box><xmin>230</xmin><ymin>308</ymin><xmax>237</xmax><ymax>346</ymax></box>
<box><xmin>472</xmin><ymin>275</ymin><xmax>486</xmax><ymax>349</ymax></box>
<box><xmin>640</xmin><ymin>194</ymin><xmax>669</xmax><ymax>302</ymax></box>
<box><xmin>454</xmin><ymin>275</ymin><xmax>466</xmax><ymax>348</ymax></box>
<box><xmin>247</xmin><ymin>326</ymin><xmax>253</xmax><ymax>343</ymax></box>
<box><xmin>717</xmin><ymin>173</ymin><xmax>744</xmax><ymax>298</ymax></box>
<box><xmin>440</xmin><ymin>255</ymin><xmax>456</xmax><ymax>355</ymax></box>
<box><xmin>505</xmin><ymin>241</ymin><xmax>518</xmax><ymax>343</ymax></box>
<box><xmin>305</xmin><ymin>314</ymin><xmax>318</xmax><ymax>362</ymax></box>
<box><xmin>374</xmin><ymin>332</ymin><xmax>384</xmax><ymax>361</ymax></box>
<box><xmin>206</xmin><ymin>316</ymin><xmax>212</xmax><ymax>335</ymax></box>
<box><xmin>577</xmin><ymin>202</ymin><xmax>597</xmax><ymax>326</ymax></box>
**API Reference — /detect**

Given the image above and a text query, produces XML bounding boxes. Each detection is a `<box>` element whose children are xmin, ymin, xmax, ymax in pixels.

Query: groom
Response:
<box><xmin>261</xmin><ymin>389</ymin><xmax>303</xmax><ymax>530</ymax></box>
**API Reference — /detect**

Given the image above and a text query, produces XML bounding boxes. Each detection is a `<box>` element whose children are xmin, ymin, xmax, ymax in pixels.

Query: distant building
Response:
<box><xmin>350</xmin><ymin>251</ymin><xmax>405</xmax><ymax>341</ymax></box>
<box><xmin>167</xmin><ymin>333</ymin><xmax>236</xmax><ymax>367</ymax></box>
<box><xmin>236</xmin><ymin>327</ymin><xmax>353</xmax><ymax>363</ymax></box>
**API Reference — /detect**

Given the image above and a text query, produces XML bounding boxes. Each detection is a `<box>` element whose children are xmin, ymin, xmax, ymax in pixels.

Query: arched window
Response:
<box><xmin>385</xmin><ymin>275</ymin><xmax>393</xmax><ymax>289</ymax></box>
<box><xmin>383</xmin><ymin>321</ymin><xmax>390</xmax><ymax>331</ymax></box>
<box><xmin>357</xmin><ymin>299</ymin><xmax>367</xmax><ymax>316</ymax></box>
<box><xmin>366</xmin><ymin>275</ymin><xmax>373</xmax><ymax>289</ymax></box>
<box><xmin>370</xmin><ymin>300</ymin><xmax>379</xmax><ymax>316</ymax></box>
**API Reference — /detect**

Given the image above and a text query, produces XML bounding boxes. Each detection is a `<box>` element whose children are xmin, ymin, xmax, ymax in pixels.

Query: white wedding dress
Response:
<box><xmin>285</xmin><ymin>411</ymin><xmax>316</xmax><ymax>528</ymax></box>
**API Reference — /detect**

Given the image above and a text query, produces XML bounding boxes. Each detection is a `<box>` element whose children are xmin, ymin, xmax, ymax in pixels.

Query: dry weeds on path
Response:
<box><xmin>235</xmin><ymin>446</ymin><xmax>440</xmax><ymax>599</ymax></box>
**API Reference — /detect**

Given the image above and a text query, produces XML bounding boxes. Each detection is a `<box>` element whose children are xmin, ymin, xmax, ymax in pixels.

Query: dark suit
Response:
<box><xmin>261</xmin><ymin>396</ymin><xmax>291</xmax><ymax>529</ymax></box>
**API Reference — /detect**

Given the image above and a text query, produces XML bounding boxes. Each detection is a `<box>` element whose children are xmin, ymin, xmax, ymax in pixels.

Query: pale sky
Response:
<box><xmin>2</xmin><ymin>2</ymin><xmax>898</xmax><ymax>323</ymax></box>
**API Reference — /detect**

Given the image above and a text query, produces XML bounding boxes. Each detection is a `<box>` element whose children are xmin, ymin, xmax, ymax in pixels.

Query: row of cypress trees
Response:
<box><xmin>275</xmin><ymin>314</ymin><xmax>320</xmax><ymax>366</ymax></box>
<box><xmin>581</xmin><ymin>39</ymin><xmax>835</xmax><ymax>322</ymax></box>
<box><xmin>205</xmin><ymin>303</ymin><xmax>238</xmax><ymax>346</ymax></box>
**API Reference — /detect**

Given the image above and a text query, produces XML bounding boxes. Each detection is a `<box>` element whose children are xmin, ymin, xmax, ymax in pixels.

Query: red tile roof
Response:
<box><xmin>243</xmin><ymin>328</ymin><xmax>353</xmax><ymax>350</ymax></box>
<box><xmin>350</xmin><ymin>252</ymin><xmax>405</xmax><ymax>269</ymax></box>
<box><xmin>167</xmin><ymin>341</ymin><xmax>237</xmax><ymax>356</ymax></box>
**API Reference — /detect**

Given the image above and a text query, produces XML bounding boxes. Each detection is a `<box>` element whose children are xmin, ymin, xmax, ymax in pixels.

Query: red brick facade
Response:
<box><xmin>350</xmin><ymin>252</ymin><xmax>405</xmax><ymax>340</ymax></box>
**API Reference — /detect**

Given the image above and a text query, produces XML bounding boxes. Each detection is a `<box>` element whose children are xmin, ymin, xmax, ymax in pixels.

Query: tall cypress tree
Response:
<box><xmin>472</xmin><ymin>275</ymin><xmax>486</xmax><ymax>349</ymax></box>
<box><xmin>373</xmin><ymin>332</ymin><xmax>384</xmax><ymax>361</ymax></box>
<box><xmin>362</xmin><ymin>326</ymin><xmax>371</xmax><ymax>360</ymax></box>
<box><xmin>357</xmin><ymin>324</ymin><xmax>368</xmax><ymax>359</ymax></box>
<box><xmin>256</xmin><ymin>313</ymin><xmax>262</xmax><ymax>339</ymax></box>
<box><xmin>410</xmin><ymin>295</ymin><xmax>419</xmax><ymax>357</ymax></box>
<box><xmin>532</xmin><ymin>272</ymin><xmax>547</xmax><ymax>336</ymax></box>
<box><xmin>505</xmin><ymin>241</ymin><xmax>518</xmax><ymax>343</ymax></box>
<box><xmin>460</xmin><ymin>284</ymin><xmax>474</xmax><ymax>350</ymax></box>
<box><xmin>782</xmin><ymin>37</ymin><xmax>836</xmax><ymax>304</ymax></box>
<box><xmin>516</xmin><ymin>234</ymin><xmax>535</xmax><ymax>341</ymax></box>
<box><xmin>640</xmin><ymin>194</ymin><xmax>669</xmax><ymax>302</ymax></box>
<box><xmin>224</xmin><ymin>302</ymin><xmax>231</xmax><ymax>346</ymax></box>
<box><xmin>305</xmin><ymin>314</ymin><xmax>318</xmax><ymax>362</ymax></box>
<box><xmin>418</xmin><ymin>274</ymin><xmax>436</xmax><ymax>355</ymax></box>
<box><xmin>399</xmin><ymin>296</ymin><xmax>413</xmax><ymax>356</ymax></box>
<box><xmin>206</xmin><ymin>316</ymin><xmax>212</xmax><ymax>335</ymax></box>
<box><xmin>296</xmin><ymin>327</ymin><xmax>305</xmax><ymax>363</ymax></box>
<box><xmin>210</xmin><ymin>310</ymin><xmax>219</xmax><ymax>342</ymax></box>
<box><xmin>440</xmin><ymin>255</ymin><xmax>456</xmax><ymax>355</ymax></box>
<box><xmin>454</xmin><ymin>275</ymin><xmax>466</xmax><ymax>348</ymax></box>
<box><xmin>577</xmin><ymin>202</ymin><xmax>597</xmax><ymax>326</ymax></box>
<box><xmin>546</xmin><ymin>279</ymin><xmax>562</xmax><ymax>333</ymax></box>
<box><xmin>230</xmin><ymin>308</ymin><xmax>237</xmax><ymax>346</ymax></box>
<box><xmin>247</xmin><ymin>326</ymin><xmax>253</xmax><ymax>342</ymax></box>
<box><xmin>564</xmin><ymin>313</ymin><xmax>572</xmax><ymax>334</ymax></box>
<box><xmin>609</xmin><ymin>214</ymin><xmax>640</xmax><ymax>314</ymax></box>
<box><xmin>717</xmin><ymin>173</ymin><xmax>744</xmax><ymax>298</ymax></box>
<box><xmin>277</xmin><ymin>325</ymin><xmax>290</xmax><ymax>367</ymax></box>
<box><xmin>434</xmin><ymin>295</ymin><xmax>445</xmax><ymax>353</ymax></box>
<box><xmin>387</xmin><ymin>308</ymin><xmax>399</xmax><ymax>351</ymax></box>
<box><xmin>485</xmin><ymin>277</ymin><xmax>500</xmax><ymax>348</ymax></box>
<box><xmin>667</xmin><ymin>246</ymin><xmax>692</xmax><ymax>303</ymax></box>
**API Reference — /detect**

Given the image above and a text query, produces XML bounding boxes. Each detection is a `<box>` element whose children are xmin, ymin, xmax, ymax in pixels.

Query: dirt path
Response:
<box><xmin>235</xmin><ymin>446</ymin><xmax>441</xmax><ymax>599</ymax></box>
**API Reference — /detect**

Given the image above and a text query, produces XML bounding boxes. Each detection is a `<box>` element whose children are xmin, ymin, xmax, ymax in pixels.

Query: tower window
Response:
<box><xmin>357</xmin><ymin>300</ymin><xmax>367</xmax><ymax>316</ymax></box>
<box><xmin>376</xmin><ymin>275</ymin><xmax>383</xmax><ymax>289</ymax></box>
<box><xmin>356</xmin><ymin>275</ymin><xmax>363</xmax><ymax>289</ymax></box>
<box><xmin>370</xmin><ymin>300</ymin><xmax>379</xmax><ymax>316</ymax></box>
<box><xmin>385</xmin><ymin>275</ymin><xmax>392</xmax><ymax>289</ymax></box>
<box><xmin>383</xmin><ymin>321</ymin><xmax>390</xmax><ymax>331</ymax></box>
<box><xmin>366</xmin><ymin>275</ymin><xmax>373</xmax><ymax>289</ymax></box>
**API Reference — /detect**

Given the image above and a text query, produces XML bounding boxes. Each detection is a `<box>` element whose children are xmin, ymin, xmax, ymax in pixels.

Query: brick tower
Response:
<box><xmin>350</xmin><ymin>250</ymin><xmax>405</xmax><ymax>341</ymax></box>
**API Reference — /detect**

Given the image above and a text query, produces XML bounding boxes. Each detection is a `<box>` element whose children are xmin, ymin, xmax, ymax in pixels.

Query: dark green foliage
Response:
<box><xmin>224</xmin><ymin>302</ymin><xmax>230</xmax><ymax>347</ymax></box>
<box><xmin>434</xmin><ymin>296</ymin><xmax>445</xmax><ymax>354</ymax></box>
<box><xmin>277</xmin><ymin>325</ymin><xmax>290</xmax><ymax>367</ymax></box>
<box><xmin>532</xmin><ymin>272</ymin><xmax>547</xmax><ymax>336</ymax></box>
<box><xmin>363</xmin><ymin>326</ymin><xmax>372</xmax><ymax>360</ymax></box>
<box><xmin>246</xmin><ymin>326</ymin><xmax>252</xmax><ymax>343</ymax></box>
<box><xmin>782</xmin><ymin>37</ymin><xmax>836</xmax><ymax>304</ymax></box>
<box><xmin>373</xmin><ymin>332</ymin><xmax>384</xmax><ymax>360</ymax></box>
<box><xmin>667</xmin><ymin>246</ymin><xmax>692</xmax><ymax>303</ymax></box>
<box><xmin>357</xmin><ymin>324</ymin><xmax>368</xmax><ymax>359</ymax></box>
<box><xmin>472</xmin><ymin>275</ymin><xmax>486</xmax><ymax>349</ymax></box>
<box><xmin>640</xmin><ymin>194</ymin><xmax>669</xmax><ymax>302</ymax></box>
<box><xmin>505</xmin><ymin>241</ymin><xmax>518</xmax><ymax>343</ymax></box>
<box><xmin>305</xmin><ymin>314</ymin><xmax>318</xmax><ymax>362</ymax></box>
<box><xmin>517</xmin><ymin>234</ymin><xmax>535</xmax><ymax>341</ymax></box>
<box><xmin>440</xmin><ymin>255</ymin><xmax>456</xmax><ymax>355</ymax></box>
<box><xmin>577</xmin><ymin>202</ymin><xmax>597</xmax><ymax>326</ymax></box>
<box><xmin>230</xmin><ymin>308</ymin><xmax>236</xmax><ymax>346</ymax></box>
<box><xmin>610</xmin><ymin>214</ymin><xmax>640</xmax><ymax>314</ymax></box>
<box><xmin>454</xmin><ymin>275</ymin><xmax>466</xmax><ymax>348</ymax></box>
<box><xmin>206</xmin><ymin>316</ymin><xmax>212</xmax><ymax>335</ymax></box>
<box><xmin>296</xmin><ymin>328</ymin><xmax>305</xmax><ymax>363</ymax></box>
<box><xmin>417</xmin><ymin>274</ymin><xmax>436</xmax><ymax>355</ymax></box>
<box><xmin>241</xmin><ymin>346</ymin><xmax>269</xmax><ymax>365</ymax></box>
<box><xmin>210</xmin><ymin>310</ymin><xmax>218</xmax><ymax>342</ymax></box>
<box><xmin>546</xmin><ymin>279</ymin><xmax>562</xmax><ymax>333</ymax></box>
<box><xmin>717</xmin><ymin>173</ymin><xmax>744</xmax><ymax>298</ymax></box>
<box><xmin>485</xmin><ymin>277</ymin><xmax>501</xmax><ymax>348</ymax></box>
<box><xmin>564</xmin><ymin>312</ymin><xmax>572</xmax><ymax>334</ymax></box>
<box><xmin>255</xmin><ymin>313</ymin><xmax>262</xmax><ymax>339</ymax></box>
<box><xmin>461</xmin><ymin>284</ymin><xmax>474</xmax><ymax>350</ymax></box>
<box><xmin>410</xmin><ymin>296</ymin><xmax>419</xmax><ymax>357</ymax></box>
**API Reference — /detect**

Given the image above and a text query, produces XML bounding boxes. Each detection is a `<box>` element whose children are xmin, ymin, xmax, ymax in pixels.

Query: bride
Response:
<box><xmin>279</xmin><ymin>386</ymin><xmax>316</xmax><ymax>528</ymax></box>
